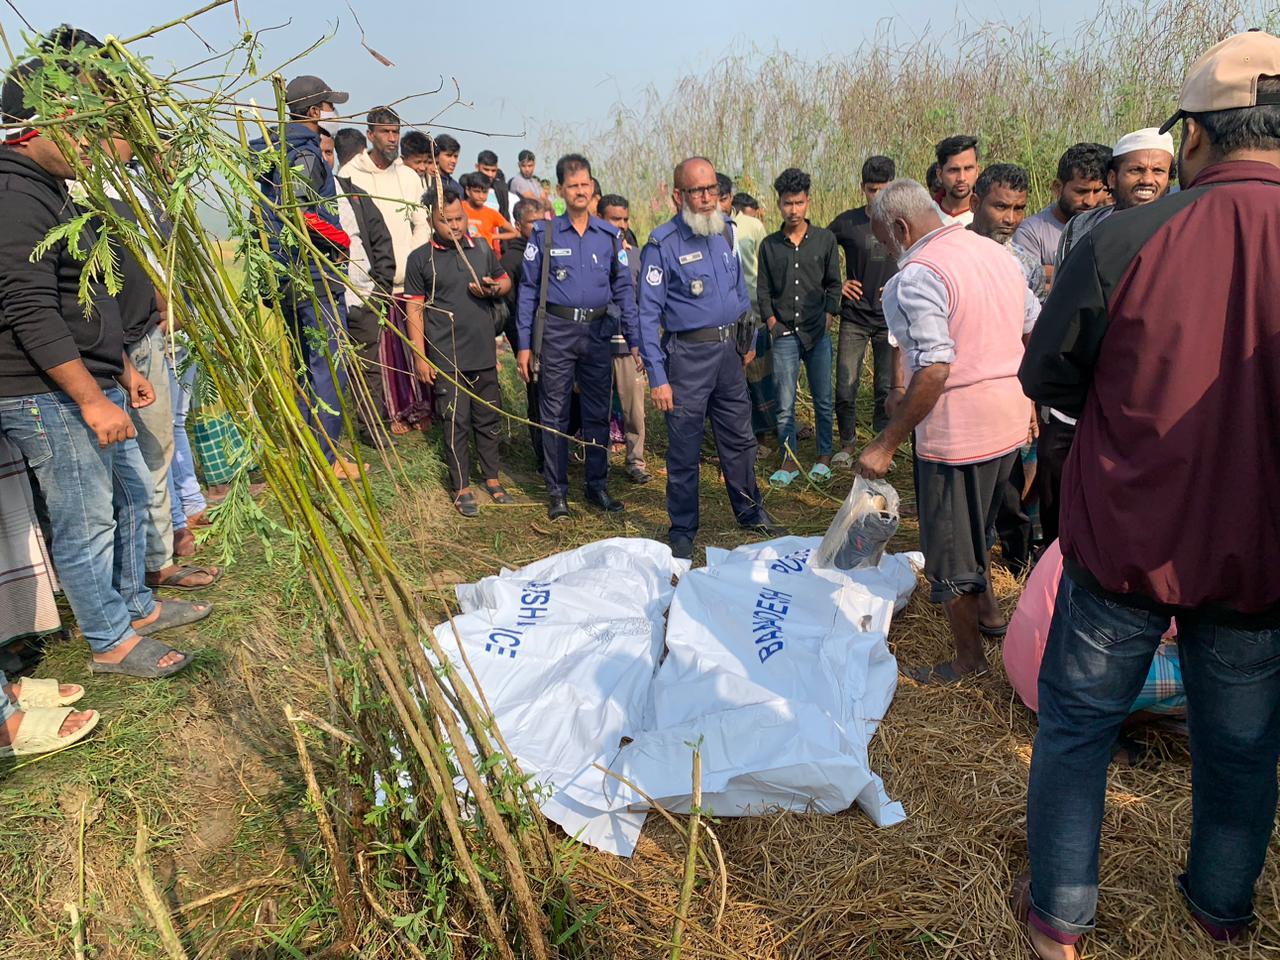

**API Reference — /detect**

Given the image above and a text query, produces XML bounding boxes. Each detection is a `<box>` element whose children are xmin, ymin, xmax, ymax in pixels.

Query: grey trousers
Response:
<box><xmin>126</xmin><ymin>326</ymin><xmax>176</xmax><ymax>573</ymax></box>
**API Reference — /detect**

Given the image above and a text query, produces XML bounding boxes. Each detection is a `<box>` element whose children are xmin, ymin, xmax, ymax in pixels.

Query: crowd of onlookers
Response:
<box><xmin>1</xmin><ymin>23</ymin><xmax>1279</xmax><ymax>960</ymax></box>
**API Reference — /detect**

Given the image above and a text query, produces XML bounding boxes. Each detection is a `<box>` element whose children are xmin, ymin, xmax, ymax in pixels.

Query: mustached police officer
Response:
<box><xmin>517</xmin><ymin>153</ymin><xmax>639</xmax><ymax>520</ymax></box>
<box><xmin>637</xmin><ymin>156</ymin><xmax>785</xmax><ymax>559</ymax></box>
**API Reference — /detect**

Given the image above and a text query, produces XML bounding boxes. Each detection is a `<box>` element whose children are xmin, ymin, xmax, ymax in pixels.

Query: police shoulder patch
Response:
<box><xmin>645</xmin><ymin>265</ymin><xmax>663</xmax><ymax>287</ymax></box>
<box><xmin>523</xmin><ymin>243</ymin><xmax>537</xmax><ymax>262</ymax></box>
<box><xmin>617</xmin><ymin>248</ymin><xmax>629</xmax><ymax>267</ymax></box>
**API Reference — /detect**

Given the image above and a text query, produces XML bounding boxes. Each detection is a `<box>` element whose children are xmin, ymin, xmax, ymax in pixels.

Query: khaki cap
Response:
<box><xmin>1160</xmin><ymin>29</ymin><xmax>1280</xmax><ymax>134</ymax></box>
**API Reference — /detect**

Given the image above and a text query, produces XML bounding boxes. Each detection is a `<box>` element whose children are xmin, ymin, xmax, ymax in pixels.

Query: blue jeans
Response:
<box><xmin>1028</xmin><ymin>573</ymin><xmax>1280</xmax><ymax>939</ymax></box>
<box><xmin>0</xmin><ymin>388</ymin><xmax>156</xmax><ymax>654</ymax></box>
<box><xmin>167</xmin><ymin>342</ymin><xmax>206</xmax><ymax>531</ymax></box>
<box><xmin>0</xmin><ymin>670</ymin><xmax>13</xmax><ymax>727</ymax></box>
<box><xmin>771</xmin><ymin>329</ymin><xmax>833</xmax><ymax>462</ymax></box>
<box><xmin>285</xmin><ymin>285</ymin><xmax>349</xmax><ymax>465</ymax></box>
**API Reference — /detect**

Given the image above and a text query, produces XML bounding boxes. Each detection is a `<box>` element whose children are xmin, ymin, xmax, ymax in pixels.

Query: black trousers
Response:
<box><xmin>345</xmin><ymin>303</ymin><xmax>388</xmax><ymax>443</ymax></box>
<box><xmin>995</xmin><ymin>452</ymin><xmax>1032</xmax><ymax>577</ymax></box>
<box><xmin>1036</xmin><ymin>414</ymin><xmax>1077</xmax><ymax>546</ymax></box>
<box><xmin>435</xmin><ymin>367</ymin><xmax>501</xmax><ymax>493</ymax></box>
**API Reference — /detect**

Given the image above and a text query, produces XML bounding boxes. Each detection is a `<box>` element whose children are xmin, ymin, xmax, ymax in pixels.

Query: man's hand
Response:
<box><xmin>413</xmin><ymin>355</ymin><xmax>436</xmax><ymax>385</ymax></box>
<box><xmin>631</xmin><ymin>346</ymin><xmax>644</xmax><ymax>374</ymax></box>
<box><xmin>651</xmin><ymin>384</ymin><xmax>674</xmax><ymax>412</ymax></box>
<box><xmin>841</xmin><ymin>278</ymin><xmax>864</xmax><ymax>301</ymax></box>
<box><xmin>129</xmin><ymin>373</ymin><xmax>156</xmax><ymax>410</ymax></box>
<box><xmin>743</xmin><ymin>349</ymin><xmax>756</xmax><ymax>367</ymax></box>
<box><xmin>856</xmin><ymin>437</ymin><xmax>897</xmax><ymax>480</ymax></box>
<box><xmin>517</xmin><ymin>349</ymin><xmax>533</xmax><ymax>384</ymax></box>
<box><xmin>1028</xmin><ymin>409</ymin><xmax>1040</xmax><ymax>446</ymax></box>
<box><xmin>82</xmin><ymin>397</ymin><xmax>136</xmax><ymax>448</ymax></box>
<box><xmin>886</xmin><ymin>384</ymin><xmax>906</xmax><ymax>418</ymax></box>
<box><xmin>766</xmin><ymin>316</ymin><xmax>777</xmax><ymax>332</ymax></box>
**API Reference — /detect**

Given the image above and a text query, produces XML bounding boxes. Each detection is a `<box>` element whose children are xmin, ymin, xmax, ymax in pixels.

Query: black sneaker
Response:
<box><xmin>741</xmin><ymin>511</ymin><xmax>787</xmax><ymax>537</ymax></box>
<box><xmin>548</xmin><ymin>496</ymin><xmax>570</xmax><ymax>521</ymax></box>
<box><xmin>670</xmin><ymin>535</ymin><xmax>694</xmax><ymax>561</ymax></box>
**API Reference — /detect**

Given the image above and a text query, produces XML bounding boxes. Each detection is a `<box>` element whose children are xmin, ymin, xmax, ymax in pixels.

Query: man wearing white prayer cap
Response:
<box><xmin>1056</xmin><ymin>127</ymin><xmax>1175</xmax><ymax>265</ymax></box>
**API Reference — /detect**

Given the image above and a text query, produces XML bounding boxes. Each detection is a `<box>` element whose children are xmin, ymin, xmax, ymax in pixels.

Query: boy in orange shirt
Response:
<box><xmin>460</xmin><ymin>173</ymin><xmax>518</xmax><ymax>253</ymax></box>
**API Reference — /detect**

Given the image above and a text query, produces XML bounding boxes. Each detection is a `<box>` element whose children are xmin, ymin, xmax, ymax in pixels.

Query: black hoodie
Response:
<box><xmin>0</xmin><ymin>148</ymin><xmax>125</xmax><ymax>397</ymax></box>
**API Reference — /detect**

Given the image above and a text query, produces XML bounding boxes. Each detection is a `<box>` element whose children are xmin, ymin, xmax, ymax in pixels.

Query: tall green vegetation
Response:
<box><xmin>547</xmin><ymin>0</ymin><xmax>1278</xmax><ymax>232</ymax></box>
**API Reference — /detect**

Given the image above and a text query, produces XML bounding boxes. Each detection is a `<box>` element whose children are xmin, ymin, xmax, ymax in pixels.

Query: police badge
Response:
<box><xmin>554</xmin><ymin>267</ymin><xmax>569</xmax><ymax>281</ymax></box>
<box><xmin>690</xmin><ymin>279</ymin><xmax>705</xmax><ymax>297</ymax></box>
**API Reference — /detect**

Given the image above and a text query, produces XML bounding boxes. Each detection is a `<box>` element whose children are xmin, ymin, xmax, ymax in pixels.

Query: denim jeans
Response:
<box><xmin>167</xmin><ymin>342</ymin><xmax>206</xmax><ymax>531</ymax></box>
<box><xmin>127</xmin><ymin>326</ymin><xmax>175</xmax><ymax>571</ymax></box>
<box><xmin>0</xmin><ymin>388</ymin><xmax>156</xmax><ymax>653</ymax></box>
<box><xmin>772</xmin><ymin>329</ymin><xmax>833</xmax><ymax>461</ymax></box>
<box><xmin>0</xmin><ymin>669</ymin><xmax>13</xmax><ymax>727</ymax></box>
<box><xmin>835</xmin><ymin>321</ymin><xmax>892</xmax><ymax>443</ymax></box>
<box><xmin>1028</xmin><ymin>573</ymin><xmax>1280</xmax><ymax>939</ymax></box>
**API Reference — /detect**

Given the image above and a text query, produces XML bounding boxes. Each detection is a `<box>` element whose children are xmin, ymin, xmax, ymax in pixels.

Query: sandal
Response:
<box><xmin>808</xmin><ymin>462</ymin><xmax>833</xmax><ymax>483</ymax></box>
<box><xmin>89</xmin><ymin>636</ymin><xmax>193</xmax><ymax>679</ymax></box>
<box><xmin>980</xmin><ymin>620</ymin><xmax>1009</xmax><ymax>639</ymax></box>
<box><xmin>454</xmin><ymin>492</ymin><xmax>479</xmax><ymax>518</ymax></box>
<box><xmin>768</xmin><ymin>469</ymin><xmax>800</xmax><ymax>488</ymax></box>
<box><xmin>146</xmin><ymin>565</ymin><xmax>222</xmax><ymax>592</ymax></box>
<box><xmin>134</xmin><ymin>599</ymin><xmax>213</xmax><ymax>635</ymax></box>
<box><xmin>0</xmin><ymin>705</ymin><xmax>100</xmax><ymax>758</ymax></box>
<box><xmin>905</xmin><ymin>662</ymin><xmax>989</xmax><ymax>686</ymax></box>
<box><xmin>12</xmin><ymin>677</ymin><xmax>84</xmax><ymax>709</ymax></box>
<box><xmin>484</xmin><ymin>483</ymin><xmax>514</xmax><ymax>505</ymax></box>
<box><xmin>830</xmin><ymin>451</ymin><xmax>854</xmax><ymax>469</ymax></box>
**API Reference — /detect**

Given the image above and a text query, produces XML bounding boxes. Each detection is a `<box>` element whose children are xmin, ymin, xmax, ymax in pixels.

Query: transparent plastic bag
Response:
<box><xmin>811</xmin><ymin>477</ymin><xmax>900</xmax><ymax>571</ymax></box>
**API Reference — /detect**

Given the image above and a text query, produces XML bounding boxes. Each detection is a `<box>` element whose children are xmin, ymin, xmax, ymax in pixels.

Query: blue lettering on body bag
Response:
<box><xmin>484</xmin><ymin>581</ymin><xmax>554</xmax><ymax>659</ymax></box>
<box><xmin>751</xmin><ymin>587</ymin><xmax>793</xmax><ymax>663</ymax></box>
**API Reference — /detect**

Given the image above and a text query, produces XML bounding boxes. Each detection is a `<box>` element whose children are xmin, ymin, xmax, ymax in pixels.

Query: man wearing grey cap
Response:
<box><xmin>1033</xmin><ymin>126</ymin><xmax>1176</xmax><ymax>547</ymax></box>
<box><xmin>1017</xmin><ymin>29</ymin><xmax>1280</xmax><ymax>959</ymax></box>
<box><xmin>250</xmin><ymin>75</ymin><xmax>366</xmax><ymax>479</ymax></box>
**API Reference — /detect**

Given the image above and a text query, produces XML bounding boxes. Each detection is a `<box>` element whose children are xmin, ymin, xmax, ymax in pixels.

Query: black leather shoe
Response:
<box><xmin>585</xmin><ymin>488</ymin><xmax>625</xmax><ymax>513</ymax></box>
<box><xmin>548</xmin><ymin>496</ymin><xmax>570</xmax><ymax>521</ymax></box>
<box><xmin>742</xmin><ymin>511</ymin><xmax>787</xmax><ymax>537</ymax></box>
<box><xmin>670</xmin><ymin>535</ymin><xmax>694</xmax><ymax>561</ymax></box>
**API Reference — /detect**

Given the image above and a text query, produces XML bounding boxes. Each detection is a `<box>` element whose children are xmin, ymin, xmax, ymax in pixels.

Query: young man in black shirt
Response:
<box><xmin>757</xmin><ymin>168</ymin><xmax>842</xmax><ymax>485</ymax></box>
<box><xmin>404</xmin><ymin>189</ymin><xmax>512</xmax><ymax>516</ymax></box>
<box><xmin>500</xmin><ymin>198</ymin><xmax>546</xmax><ymax>473</ymax></box>
<box><xmin>827</xmin><ymin>155</ymin><xmax>897</xmax><ymax>467</ymax></box>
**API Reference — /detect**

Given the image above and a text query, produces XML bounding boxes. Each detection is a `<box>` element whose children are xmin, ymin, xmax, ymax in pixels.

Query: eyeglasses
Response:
<box><xmin>680</xmin><ymin>185</ymin><xmax>720</xmax><ymax>198</ymax></box>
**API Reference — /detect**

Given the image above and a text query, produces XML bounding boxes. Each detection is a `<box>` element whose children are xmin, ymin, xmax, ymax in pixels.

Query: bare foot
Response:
<box><xmin>389</xmin><ymin>419</ymin><xmax>410</xmax><ymax>436</ymax></box>
<box><xmin>92</xmin><ymin>634</ymin><xmax>185</xmax><ymax>671</ymax></box>
<box><xmin>332</xmin><ymin>458</ymin><xmax>369</xmax><ymax>481</ymax></box>
<box><xmin>0</xmin><ymin>707</ymin><xmax>95</xmax><ymax>747</ymax></box>
<box><xmin>1028</xmin><ymin>924</ymin><xmax>1078</xmax><ymax>959</ymax></box>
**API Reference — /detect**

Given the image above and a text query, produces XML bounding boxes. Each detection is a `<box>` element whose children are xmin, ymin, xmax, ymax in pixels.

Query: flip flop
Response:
<box><xmin>135</xmin><ymin>599</ymin><xmax>213</xmax><ymax>635</ymax></box>
<box><xmin>89</xmin><ymin>636</ymin><xmax>193</xmax><ymax>679</ymax></box>
<box><xmin>0</xmin><ymin>705</ymin><xmax>99</xmax><ymax>758</ymax></box>
<box><xmin>830</xmin><ymin>451</ymin><xmax>854</xmax><ymax>468</ymax></box>
<box><xmin>768</xmin><ymin>469</ymin><xmax>800</xmax><ymax>488</ymax></box>
<box><xmin>484</xmin><ymin>483</ymin><xmax>514</xmax><ymax>505</ymax></box>
<box><xmin>808</xmin><ymin>463</ymin><xmax>833</xmax><ymax>482</ymax></box>
<box><xmin>905</xmin><ymin>662</ymin><xmax>989</xmax><ymax>686</ymax></box>
<box><xmin>145</xmin><ymin>566</ymin><xmax>222</xmax><ymax>592</ymax></box>
<box><xmin>12</xmin><ymin>677</ymin><xmax>84</xmax><ymax>709</ymax></box>
<box><xmin>454</xmin><ymin>492</ymin><xmax>479</xmax><ymax>518</ymax></box>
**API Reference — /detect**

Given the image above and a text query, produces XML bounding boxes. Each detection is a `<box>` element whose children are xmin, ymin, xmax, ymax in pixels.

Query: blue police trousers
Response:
<box><xmin>664</xmin><ymin>335</ymin><xmax>766</xmax><ymax>542</ymax></box>
<box><xmin>538</xmin><ymin>315</ymin><xmax>613</xmax><ymax>498</ymax></box>
<box><xmin>284</xmin><ymin>284</ymin><xmax>348</xmax><ymax>465</ymax></box>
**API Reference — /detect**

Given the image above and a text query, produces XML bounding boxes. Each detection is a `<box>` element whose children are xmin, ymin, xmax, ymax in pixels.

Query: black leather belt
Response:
<box><xmin>547</xmin><ymin>304</ymin><xmax>607</xmax><ymax>323</ymax></box>
<box><xmin>675</xmin><ymin>323</ymin><xmax>735</xmax><ymax>343</ymax></box>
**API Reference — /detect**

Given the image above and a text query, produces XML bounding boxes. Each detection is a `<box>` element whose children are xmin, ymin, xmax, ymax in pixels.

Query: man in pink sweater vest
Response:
<box><xmin>857</xmin><ymin>179</ymin><xmax>1039</xmax><ymax>684</ymax></box>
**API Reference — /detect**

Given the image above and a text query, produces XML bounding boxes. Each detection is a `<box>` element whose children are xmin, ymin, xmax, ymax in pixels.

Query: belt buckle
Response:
<box><xmin>574</xmin><ymin>307</ymin><xmax>588</xmax><ymax>323</ymax></box>
<box><xmin>720</xmin><ymin>324</ymin><xmax>732</xmax><ymax>342</ymax></box>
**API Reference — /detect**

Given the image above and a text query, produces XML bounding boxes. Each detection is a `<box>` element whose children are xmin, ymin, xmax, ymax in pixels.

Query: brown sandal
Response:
<box><xmin>145</xmin><ymin>566</ymin><xmax>222</xmax><ymax>592</ymax></box>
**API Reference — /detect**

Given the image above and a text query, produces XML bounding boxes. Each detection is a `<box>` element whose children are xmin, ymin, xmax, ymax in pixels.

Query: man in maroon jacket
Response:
<box><xmin>1016</xmin><ymin>30</ymin><xmax>1280</xmax><ymax>959</ymax></box>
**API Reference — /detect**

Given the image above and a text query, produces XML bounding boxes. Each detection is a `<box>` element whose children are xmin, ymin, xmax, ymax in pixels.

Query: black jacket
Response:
<box><xmin>0</xmin><ymin>149</ymin><xmax>125</xmax><ymax>397</ymax></box>
<box><xmin>106</xmin><ymin>197</ymin><xmax>162</xmax><ymax>349</ymax></box>
<box><xmin>337</xmin><ymin>176</ymin><xmax>396</xmax><ymax>296</ymax></box>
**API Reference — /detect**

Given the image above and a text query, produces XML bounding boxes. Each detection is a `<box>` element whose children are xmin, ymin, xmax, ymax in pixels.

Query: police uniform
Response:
<box><xmin>516</xmin><ymin>214</ymin><xmax>638</xmax><ymax>502</ymax></box>
<box><xmin>637</xmin><ymin>216</ymin><xmax>771</xmax><ymax>549</ymax></box>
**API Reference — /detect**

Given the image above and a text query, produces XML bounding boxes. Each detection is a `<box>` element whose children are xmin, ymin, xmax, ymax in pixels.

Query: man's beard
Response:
<box><xmin>681</xmin><ymin>206</ymin><xmax>725</xmax><ymax>237</ymax></box>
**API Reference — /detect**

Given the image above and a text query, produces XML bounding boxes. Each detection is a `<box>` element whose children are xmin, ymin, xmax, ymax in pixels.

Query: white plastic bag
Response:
<box><xmin>812</xmin><ymin>477</ymin><xmax>900</xmax><ymax>571</ymax></box>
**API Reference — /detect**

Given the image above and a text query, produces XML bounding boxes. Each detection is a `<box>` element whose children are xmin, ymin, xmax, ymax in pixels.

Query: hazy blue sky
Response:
<box><xmin>0</xmin><ymin>0</ymin><xmax>1103</xmax><ymax>162</ymax></box>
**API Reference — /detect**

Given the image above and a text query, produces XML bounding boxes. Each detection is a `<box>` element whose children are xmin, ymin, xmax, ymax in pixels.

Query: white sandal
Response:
<box><xmin>830</xmin><ymin>450</ymin><xmax>855</xmax><ymax>468</ymax></box>
<box><xmin>0</xmin><ymin>706</ymin><xmax>99</xmax><ymax>758</ymax></box>
<box><xmin>13</xmin><ymin>677</ymin><xmax>85</xmax><ymax>709</ymax></box>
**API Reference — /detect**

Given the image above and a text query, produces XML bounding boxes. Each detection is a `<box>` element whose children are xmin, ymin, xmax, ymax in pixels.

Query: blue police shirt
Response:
<box><xmin>515</xmin><ymin>213</ymin><xmax>638</xmax><ymax>351</ymax></box>
<box><xmin>636</xmin><ymin>215</ymin><xmax>751</xmax><ymax>388</ymax></box>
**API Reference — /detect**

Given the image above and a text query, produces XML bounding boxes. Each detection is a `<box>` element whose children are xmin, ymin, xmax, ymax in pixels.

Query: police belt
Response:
<box><xmin>546</xmin><ymin>304</ymin><xmax>608</xmax><ymax>324</ymax></box>
<box><xmin>674</xmin><ymin>323</ymin><xmax>736</xmax><ymax>344</ymax></box>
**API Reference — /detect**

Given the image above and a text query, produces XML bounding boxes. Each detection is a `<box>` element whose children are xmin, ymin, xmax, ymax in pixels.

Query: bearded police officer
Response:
<box><xmin>637</xmin><ymin>157</ymin><xmax>784</xmax><ymax>559</ymax></box>
<box><xmin>517</xmin><ymin>153</ymin><xmax>639</xmax><ymax>520</ymax></box>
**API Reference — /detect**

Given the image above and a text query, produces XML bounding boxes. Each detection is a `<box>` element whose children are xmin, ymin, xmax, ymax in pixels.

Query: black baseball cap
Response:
<box><xmin>284</xmin><ymin>75</ymin><xmax>349</xmax><ymax>116</ymax></box>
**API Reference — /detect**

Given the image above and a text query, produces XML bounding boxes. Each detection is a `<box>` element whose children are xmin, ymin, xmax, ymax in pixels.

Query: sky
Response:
<box><xmin>0</xmin><ymin>0</ymin><xmax>1103</xmax><ymax>164</ymax></box>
